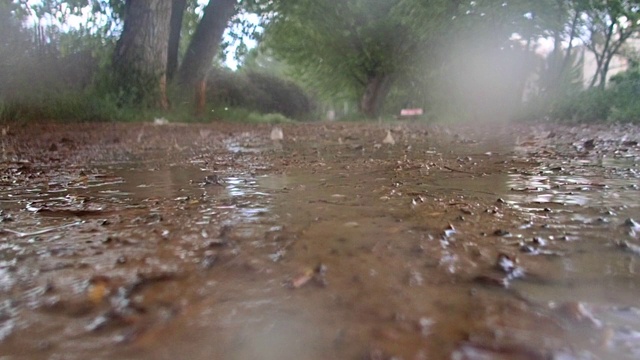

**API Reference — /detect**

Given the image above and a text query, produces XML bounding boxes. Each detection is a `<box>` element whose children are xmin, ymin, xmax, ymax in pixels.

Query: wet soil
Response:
<box><xmin>1</xmin><ymin>121</ymin><xmax>640</xmax><ymax>359</ymax></box>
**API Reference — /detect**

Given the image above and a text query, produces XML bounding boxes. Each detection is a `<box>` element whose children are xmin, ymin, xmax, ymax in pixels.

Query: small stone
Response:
<box><xmin>204</xmin><ymin>175</ymin><xmax>225</xmax><ymax>186</ymax></box>
<box><xmin>497</xmin><ymin>253</ymin><xmax>517</xmax><ymax>273</ymax></box>
<box><xmin>201</xmin><ymin>254</ymin><xmax>217</xmax><ymax>269</ymax></box>
<box><xmin>493</xmin><ymin>229</ymin><xmax>510</xmax><ymax>237</ymax></box>
<box><xmin>583</xmin><ymin>139</ymin><xmax>596</xmax><ymax>149</ymax></box>
<box><xmin>382</xmin><ymin>130</ymin><xmax>395</xmax><ymax>145</ymax></box>
<box><xmin>520</xmin><ymin>244</ymin><xmax>537</xmax><ymax>254</ymax></box>
<box><xmin>624</xmin><ymin>218</ymin><xmax>640</xmax><ymax>230</ymax></box>
<box><xmin>270</xmin><ymin>126</ymin><xmax>284</xmax><ymax>141</ymax></box>
<box><xmin>532</xmin><ymin>237</ymin><xmax>547</xmax><ymax>246</ymax></box>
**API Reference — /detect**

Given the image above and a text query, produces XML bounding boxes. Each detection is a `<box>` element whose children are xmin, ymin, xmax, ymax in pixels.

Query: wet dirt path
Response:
<box><xmin>1</xmin><ymin>122</ymin><xmax>640</xmax><ymax>359</ymax></box>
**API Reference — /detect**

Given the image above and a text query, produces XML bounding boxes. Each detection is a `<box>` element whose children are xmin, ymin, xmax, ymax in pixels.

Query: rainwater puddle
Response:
<box><xmin>224</xmin><ymin>133</ymin><xmax>270</xmax><ymax>154</ymax></box>
<box><xmin>0</xmin><ymin>161</ymin><xmax>293</xmax><ymax>360</ymax></box>
<box><xmin>440</xmin><ymin>155</ymin><xmax>640</xmax><ymax>358</ymax></box>
<box><xmin>421</xmin><ymin>149</ymin><xmax>640</xmax><ymax>358</ymax></box>
<box><xmin>2</xmin><ymin>124</ymin><xmax>640</xmax><ymax>359</ymax></box>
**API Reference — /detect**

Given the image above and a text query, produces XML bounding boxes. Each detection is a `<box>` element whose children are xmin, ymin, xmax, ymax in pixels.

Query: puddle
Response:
<box><xmin>0</xmin><ymin>159</ymin><xmax>290</xmax><ymax>358</ymax></box>
<box><xmin>1</xmin><ymin>122</ymin><xmax>640</xmax><ymax>359</ymax></box>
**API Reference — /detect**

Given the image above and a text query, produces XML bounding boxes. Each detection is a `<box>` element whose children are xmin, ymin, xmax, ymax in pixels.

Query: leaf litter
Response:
<box><xmin>0</xmin><ymin>122</ymin><xmax>640</xmax><ymax>359</ymax></box>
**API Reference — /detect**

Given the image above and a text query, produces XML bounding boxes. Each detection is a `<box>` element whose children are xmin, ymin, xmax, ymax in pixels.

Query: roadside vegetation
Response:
<box><xmin>1</xmin><ymin>0</ymin><xmax>640</xmax><ymax>124</ymax></box>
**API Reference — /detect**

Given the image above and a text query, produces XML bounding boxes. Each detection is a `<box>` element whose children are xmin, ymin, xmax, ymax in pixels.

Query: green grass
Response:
<box><xmin>208</xmin><ymin>107</ymin><xmax>294</xmax><ymax>124</ymax></box>
<box><xmin>0</xmin><ymin>93</ymin><xmax>297</xmax><ymax>125</ymax></box>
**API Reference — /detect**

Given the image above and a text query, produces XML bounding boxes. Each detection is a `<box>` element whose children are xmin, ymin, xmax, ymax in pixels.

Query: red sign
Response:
<box><xmin>400</xmin><ymin>108</ymin><xmax>423</xmax><ymax>116</ymax></box>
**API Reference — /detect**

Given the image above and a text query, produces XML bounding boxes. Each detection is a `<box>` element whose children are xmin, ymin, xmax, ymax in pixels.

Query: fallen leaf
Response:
<box><xmin>383</xmin><ymin>130</ymin><xmax>395</xmax><ymax>145</ymax></box>
<box><xmin>271</xmin><ymin>126</ymin><xmax>284</xmax><ymax>141</ymax></box>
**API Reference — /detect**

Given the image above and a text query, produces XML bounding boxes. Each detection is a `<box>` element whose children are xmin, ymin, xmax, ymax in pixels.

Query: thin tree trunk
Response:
<box><xmin>359</xmin><ymin>75</ymin><xmax>393</xmax><ymax>118</ymax></box>
<box><xmin>515</xmin><ymin>38</ymin><xmax>534</xmax><ymax>104</ymax></box>
<box><xmin>113</xmin><ymin>0</ymin><xmax>172</xmax><ymax>109</ymax></box>
<box><xmin>589</xmin><ymin>22</ymin><xmax>615</xmax><ymax>88</ymax></box>
<box><xmin>167</xmin><ymin>0</ymin><xmax>187</xmax><ymax>81</ymax></box>
<box><xmin>195</xmin><ymin>80</ymin><xmax>206</xmax><ymax>116</ymax></box>
<box><xmin>600</xmin><ymin>56</ymin><xmax>611</xmax><ymax>88</ymax></box>
<box><xmin>559</xmin><ymin>9</ymin><xmax>580</xmax><ymax>78</ymax></box>
<box><xmin>589</xmin><ymin>64</ymin><xmax>601</xmax><ymax>88</ymax></box>
<box><xmin>599</xmin><ymin>28</ymin><xmax>633</xmax><ymax>89</ymax></box>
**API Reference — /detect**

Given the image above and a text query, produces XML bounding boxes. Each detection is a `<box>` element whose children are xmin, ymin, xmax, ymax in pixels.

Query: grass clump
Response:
<box><xmin>208</xmin><ymin>107</ymin><xmax>293</xmax><ymax>124</ymax></box>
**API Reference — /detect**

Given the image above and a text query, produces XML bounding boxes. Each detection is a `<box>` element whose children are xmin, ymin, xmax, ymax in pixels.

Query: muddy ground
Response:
<box><xmin>1</xmin><ymin>121</ymin><xmax>640</xmax><ymax>359</ymax></box>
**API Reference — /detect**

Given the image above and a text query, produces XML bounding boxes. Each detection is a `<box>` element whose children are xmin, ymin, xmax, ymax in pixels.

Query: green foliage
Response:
<box><xmin>609</xmin><ymin>66</ymin><xmax>640</xmax><ymax>122</ymax></box>
<box><xmin>264</xmin><ymin>0</ymin><xmax>445</xmax><ymax>109</ymax></box>
<box><xmin>516</xmin><ymin>87</ymin><xmax>613</xmax><ymax>124</ymax></box>
<box><xmin>6</xmin><ymin>0</ymin><xmax>638</xmax><ymax>124</ymax></box>
<box><xmin>241</xmin><ymin>47</ymin><xmax>288</xmax><ymax>78</ymax></box>
<box><xmin>207</xmin><ymin>68</ymin><xmax>314</xmax><ymax>120</ymax></box>
<box><xmin>179</xmin><ymin>0</ymin><xmax>204</xmax><ymax>59</ymax></box>
<box><xmin>0</xmin><ymin>4</ymin><xmax>32</xmax><ymax>100</ymax></box>
<box><xmin>208</xmin><ymin>107</ymin><xmax>293</xmax><ymax>124</ymax></box>
<box><xmin>518</xmin><ymin>66</ymin><xmax>640</xmax><ymax>124</ymax></box>
<box><xmin>548</xmin><ymin>88</ymin><xmax>612</xmax><ymax>123</ymax></box>
<box><xmin>0</xmin><ymin>2</ymin><xmax>103</xmax><ymax>122</ymax></box>
<box><xmin>24</xmin><ymin>0</ymin><xmax>124</xmax><ymax>37</ymax></box>
<box><xmin>262</xmin><ymin>0</ymin><xmax>559</xmax><ymax>119</ymax></box>
<box><xmin>577</xmin><ymin>0</ymin><xmax>640</xmax><ymax>88</ymax></box>
<box><xmin>1</xmin><ymin>92</ymin><xmax>117</xmax><ymax>123</ymax></box>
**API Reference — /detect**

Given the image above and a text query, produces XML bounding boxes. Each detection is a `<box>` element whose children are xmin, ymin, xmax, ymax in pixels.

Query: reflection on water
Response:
<box><xmin>0</xmin><ymin>162</ymin><xmax>299</xmax><ymax>355</ymax></box>
<box><xmin>224</xmin><ymin>133</ymin><xmax>268</xmax><ymax>154</ymax></box>
<box><xmin>504</xmin><ymin>151</ymin><xmax>640</xmax><ymax>359</ymax></box>
<box><xmin>96</xmin><ymin>166</ymin><xmax>287</xmax><ymax>225</ymax></box>
<box><xmin>2</xmin><ymin>127</ymin><xmax>640</xmax><ymax>359</ymax></box>
<box><xmin>506</xmin><ymin>173</ymin><xmax>638</xmax><ymax>207</ymax></box>
<box><xmin>434</xmin><ymin>147</ymin><xmax>640</xmax><ymax>358</ymax></box>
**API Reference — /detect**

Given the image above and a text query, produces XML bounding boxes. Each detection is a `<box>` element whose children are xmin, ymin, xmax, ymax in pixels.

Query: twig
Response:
<box><xmin>0</xmin><ymin>221</ymin><xmax>84</xmax><ymax>238</ymax></box>
<box><xmin>442</xmin><ymin>165</ymin><xmax>476</xmax><ymax>174</ymax></box>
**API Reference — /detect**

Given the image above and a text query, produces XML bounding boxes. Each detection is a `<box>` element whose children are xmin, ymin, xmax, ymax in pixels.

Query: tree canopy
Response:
<box><xmin>3</xmin><ymin>0</ymin><xmax>640</xmax><ymax>121</ymax></box>
<box><xmin>262</xmin><ymin>0</ymin><xmax>454</xmax><ymax>117</ymax></box>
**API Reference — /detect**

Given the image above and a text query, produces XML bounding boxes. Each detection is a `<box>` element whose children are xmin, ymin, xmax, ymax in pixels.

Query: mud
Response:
<box><xmin>1</xmin><ymin>121</ymin><xmax>639</xmax><ymax>359</ymax></box>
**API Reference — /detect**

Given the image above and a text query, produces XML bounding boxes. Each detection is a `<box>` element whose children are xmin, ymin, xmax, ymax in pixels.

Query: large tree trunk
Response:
<box><xmin>113</xmin><ymin>0</ymin><xmax>172</xmax><ymax>109</ymax></box>
<box><xmin>167</xmin><ymin>0</ymin><xmax>187</xmax><ymax>81</ymax></box>
<box><xmin>359</xmin><ymin>75</ymin><xmax>393</xmax><ymax>118</ymax></box>
<box><xmin>177</xmin><ymin>0</ymin><xmax>236</xmax><ymax>86</ymax></box>
<box><xmin>177</xmin><ymin>0</ymin><xmax>237</xmax><ymax>115</ymax></box>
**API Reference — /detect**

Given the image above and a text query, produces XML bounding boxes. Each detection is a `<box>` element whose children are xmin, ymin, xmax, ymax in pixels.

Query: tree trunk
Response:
<box><xmin>195</xmin><ymin>80</ymin><xmax>206</xmax><ymax>117</ymax></box>
<box><xmin>599</xmin><ymin>57</ymin><xmax>610</xmax><ymax>88</ymax></box>
<box><xmin>113</xmin><ymin>0</ymin><xmax>172</xmax><ymax>109</ymax></box>
<box><xmin>559</xmin><ymin>10</ymin><xmax>580</xmax><ymax>78</ymax></box>
<box><xmin>359</xmin><ymin>75</ymin><xmax>393</xmax><ymax>118</ymax></box>
<box><xmin>177</xmin><ymin>0</ymin><xmax>237</xmax><ymax>88</ymax></box>
<box><xmin>588</xmin><ymin>49</ymin><xmax>603</xmax><ymax>88</ymax></box>
<box><xmin>544</xmin><ymin>26</ymin><xmax>563</xmax><ymax>94</ymax></box>
<box><xmin>589</xmin><ymin>22</ymin><xmax>615</xmax><ymax>88</ymax></box>
<box><xmin>167</xmin><ymin>0</ymin><xmax>187</xmax><ymax>81</ymax></box>
<box><xmin>599</xmin><ymin>29</ymin><xmax>631</xmax><ymax>89</ymax></box>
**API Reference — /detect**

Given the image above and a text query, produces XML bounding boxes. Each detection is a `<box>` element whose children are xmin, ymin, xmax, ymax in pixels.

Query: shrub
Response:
<box><xmin>208</xmin><ymin>107</ymin><xmax>293</xmax><ymax>124</ymax></box>
<box><xmin>518</xmin><ymin>65</ymin><xmax>640</xmax><ymax>124</ymax></box>
<box><xmin>206</xmin><ymin>68</ymin><xmax>314</xmax><ymax>120</ymax></box>
<box><xmin>1</xmin><ymin>92</ymin><xmax>121</xmax><ymax>123</ymax></box>
<box><xmin>608</xmin><ymin>67</ymin><xmax>640</xmax><ymax>123</ymax></box>
<box><xmin>245</xmin><ymin>71</ymin><xmax>313</xmax><ymax>119</ymax></box>
<box><xmin>548</xmin><ymin>88</ymin><xmax>613</xmax><ymax>123</ymax></box>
